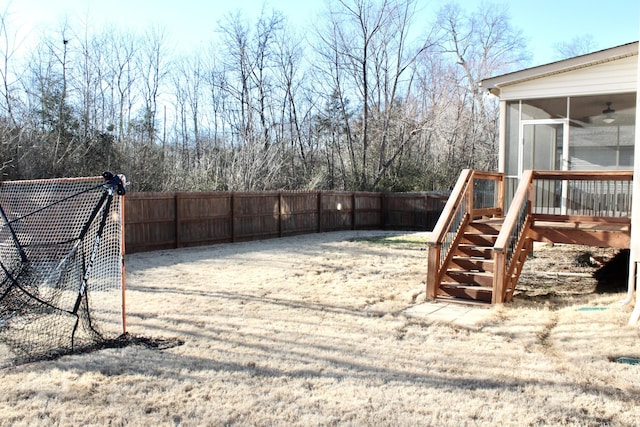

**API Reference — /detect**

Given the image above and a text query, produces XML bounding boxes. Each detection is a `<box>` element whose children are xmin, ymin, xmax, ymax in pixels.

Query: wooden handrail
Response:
<box><xmin>491</xmin><ymin>170</ymin><xmax>533</xmax><ymax>304</ymax></box>
<box><xmin>427</xmin><ymin>169</ymin><xmax>475</xmax><ymax>299</ymax></box>
<box><xmin>428</xmin><ymin>169</ymin><xmax>474</xmax><ymax>245</ymax></box>
<box><xmin>428</xmin><ymin>169</ymin><xmax>502</xmax><ymax>245</ymax></box>
<box><xmin>470</xmin><ymin>170</ymin><xmax>504</xmax><ymax>181</ymax></box>
<box><xmin>531</xmin><ymin>170</ymin><xmax>633</xmax><ymax>181</ymax></box>
<box><xmin>492</xmin><ymin>170</ymin><xmax>534</xmax><ymax>303</ymax></box>
<box><xmin>494</xmin><ymin>170</ymin><xmax>534</xmax><ymax>252</ymax></box>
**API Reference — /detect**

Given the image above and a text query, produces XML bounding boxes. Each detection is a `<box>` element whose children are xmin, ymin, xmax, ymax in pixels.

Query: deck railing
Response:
<box><xmin>529</xmin><ymin>170</ymin><xmax>633</xmax><ymax>217</ymax></box>
<box><xmin>492</xmin><ymin>169</ymin><xmax>633</xmax><ymax>302</ymax></box>
<box><xmin>427</xmin><ymin>170</ymin><xmax>504</xmax><ymax>298</ymax></box>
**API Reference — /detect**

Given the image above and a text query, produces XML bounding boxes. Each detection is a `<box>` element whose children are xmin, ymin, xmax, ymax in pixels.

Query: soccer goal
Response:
<box><xmin>0</xmin><ymin>172</ymin><xmax>126</xmax><ymax>364</ymax></box>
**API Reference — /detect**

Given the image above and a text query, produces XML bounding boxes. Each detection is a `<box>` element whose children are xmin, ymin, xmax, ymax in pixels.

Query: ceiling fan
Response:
<box><xmin>602</xmin><ymin>102</ymin><xmax>615</xmax><ymax>124</ymax></box>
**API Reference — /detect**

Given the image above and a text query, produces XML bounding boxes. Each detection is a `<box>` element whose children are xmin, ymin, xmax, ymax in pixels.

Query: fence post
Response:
<box><xmin>175</xmin><ymin>193</ymin><xmax>181</xmax><ymax>249</ymax></box>
<box><xmin>380</xmin><ymin>193</ymin><xmax>386</xmax><ymax>229</ymax></box>
<box><xmin>317</xmin><ymin>191</ymin><xmax>322</xmax><ymax>233</ymax></box>
<box><xmin>278</xmin><ymin>192</ymin><xmax>283</xmax><ymax>237</ymax></box>
<box><xmin>230</xmin><ymin>192</ymin><xmax>235</xmax><ymax>243</ymax></box>
<box><xmin>385</xmin><ymin>193</ymin><xmax>390</xmax><ymax>229</ymax></box>
<box><xmin>424</xmin><ymin>193</ymin><xmax>429</xmax><ymax>231</ymax></box>
<box><xmin>351</xmin><ymin>192</ymin><xmax>356</xmax><ymax>230</ymax></box>
<box><xmin>466</xmin><ymin>172</ymin><xmax>475</xmax><ymax>217</ymax></box>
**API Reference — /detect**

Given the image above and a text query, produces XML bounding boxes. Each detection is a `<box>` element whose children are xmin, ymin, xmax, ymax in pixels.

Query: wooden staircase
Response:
<box><xmin>438</xmin><ymin>219</ymin><xmax>501</xmax><ymax>303</ymax></box>
<box><xmin>427</xmin><ymin>169</ymin><xmax>537</xmax><ymax>305</ymax></box>
<box><xmin>428</xmin><ymin>169</ymin><xmax>632</xmax><ymax>306</ymax></box>
<box><xmin>436</xmin><ymin>217</ymin><xmax>534</xmax><ymax>304</ymax></box>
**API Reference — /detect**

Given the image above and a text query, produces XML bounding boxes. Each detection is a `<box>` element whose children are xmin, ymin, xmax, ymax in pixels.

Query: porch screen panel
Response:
<box><xmin>522</xmin><ymin>123</ymin><xmax>563</xmax><ymax>171</ymax></box>
<box><xmin>569</xmin><ymin>125</ymin><xmax>634</xmax><ymax>170</ymax></box>
<box><xmin>505</xmin><ymin>101</ymin><xmax>519</xmax><ymax>177</ymax></box>
<box><xmin>524</xmin><ymin>123</ymin><xmax>564</xmax><ymax>213</ymax></box>
<box><xmin>568</xmin><ymin>93</ymin><xmax>636</xmax><ymax>171</ymax></box>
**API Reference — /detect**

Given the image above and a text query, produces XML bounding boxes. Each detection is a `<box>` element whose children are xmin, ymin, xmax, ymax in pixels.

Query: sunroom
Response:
<box><xmin>486</xmin><ymin>41</ymin><xmax>638</xmax><ymax>201</ymax></box>
<box><xmin>427</xmin><ymin>42</ymin><xmax>638</xmax><ymax>308</ymax></box>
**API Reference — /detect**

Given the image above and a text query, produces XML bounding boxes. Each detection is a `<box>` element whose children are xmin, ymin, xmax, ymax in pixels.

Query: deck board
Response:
<box><xmin>529</xmin><ymin>216</ymin><xmax>630</xmax><ymax>248</ymax></box>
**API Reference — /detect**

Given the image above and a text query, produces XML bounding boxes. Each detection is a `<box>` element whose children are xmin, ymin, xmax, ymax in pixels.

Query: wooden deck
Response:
<box><xmin>529</xmin><ymin>215</ymin><xmax>630</xmax><ymax>248</ymax></box>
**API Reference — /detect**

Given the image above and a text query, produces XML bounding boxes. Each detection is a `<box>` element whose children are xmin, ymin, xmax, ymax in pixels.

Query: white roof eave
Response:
<box><xmin>480</xmin><ymin>42</ymin><xmax>639</xmax><ymax>96</ymax></box>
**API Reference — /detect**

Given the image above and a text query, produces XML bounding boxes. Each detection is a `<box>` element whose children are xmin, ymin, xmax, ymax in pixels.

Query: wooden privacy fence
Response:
<box><xmin>125</xmin><ymin>191</ymin><xmax>449</xmax><ymax>253</ymax></box>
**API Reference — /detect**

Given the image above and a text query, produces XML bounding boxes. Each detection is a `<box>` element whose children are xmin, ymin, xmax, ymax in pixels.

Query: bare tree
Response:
<box><xmin>104</xmin><ymin>29</ymin><xmax>138</xmax><ymax>143</ymax></box>
<box><xmin>313</xmin><ymin>0</ymin><xmax>384</xmax><ymax>189</ymax></box>
<box><xmin>332</xmin><ymin>0</ymin><xmax>391</xmax><ymax>190</ymax></box>
<box><xmin>53</xmin><ymin>25</ymin><xmax>71</xmax><ymax>169</ymax></box>
<box><xmin>553</xmin><ymin>34</ymin><xmax>598</xmax><ymax>60</ymax></box>
<box><xmin>0</xmin><ymin>6</ymin><xmax>20</xmax><ymax>126</ymax></box>
<box><xmin>203</xmin><ymin>53</ymin><xmax>229</xmax><ymax>150</ymax></box>
<box><xmin>173</xmin><ymin>54</ymin><xmax>205</xmax><ymax>164</ymax></box>
<box><xmin>313</xmin><ymin>0</ymin><xmax>436</xmax><ymax>190</ymax></box>
<box><xmin>0</xmin><ymin>6</ymin><xmax>22</xmax><ymax>178</ymax></box>
<box><xmin>368</xmin><ymin>0</ymin><xmax>438</xmax><ymax>189</ymax></box>
<box><xmin>271</xmin><ymin>21</ymin><xmax>320</xmax><ymax>187</ymax></box>
<box><xmin>217</xmin><ymin>9</ymin><xmax>289</xmax><ymax>190</ymax></box>
<box><xmin>219</xmin><ymin>12</ymin><xmax>254</xmax><ymax>146</ymax></box>
<box><xmin>22</xmin><ymin>22</ymin><xmax>81</xmax><ymax>176</ymax></box>
<box><xmin>312</xmin><ymin>10</ymin><xmax>357</xmax><ymax>189</ymax></box>
<box><xmin>435</xmin><ymin>2</ymin><xmax>529</xmax><ymax>172</ymax></box>
<box><xmin>252</xmin><ymin>9</ymin><xmax>284</xmax><ymax>147</ymax></box>
<box><xmin>137</xmin><ymin>26</ymin><xmax>170</xmax><ymax>145</ymax></box>
<box><xmin>172</xmin><ymin>63</ymin><xmax>191</xmax><ymax>169</ymax></box>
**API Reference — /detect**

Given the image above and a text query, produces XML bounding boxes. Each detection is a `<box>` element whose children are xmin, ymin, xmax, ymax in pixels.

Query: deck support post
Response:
<box><xmin>492</xmin><ymin>250</ymin><xmax>506</xmax><ymax>304</ymax></box>
<box><xmin>426</xmin><ymin>245</ymin><xmax>440</xmax><ymax>299</ymax></box>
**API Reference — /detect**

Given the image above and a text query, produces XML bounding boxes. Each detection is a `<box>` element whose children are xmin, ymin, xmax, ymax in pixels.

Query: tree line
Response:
<box><xmin>0</xmin><ymin>1</ymin><xmax>530</xmax><ymax>192</ymax></box>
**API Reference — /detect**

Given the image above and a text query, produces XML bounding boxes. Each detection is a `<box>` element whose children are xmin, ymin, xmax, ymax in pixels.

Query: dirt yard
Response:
<box><xmin>1</xmin><ymin>230</ymin><xmax>639</xmax><ymax>426</ymax></box>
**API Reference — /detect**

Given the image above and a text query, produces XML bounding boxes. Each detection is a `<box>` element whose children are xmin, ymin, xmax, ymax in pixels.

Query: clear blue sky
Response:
<box><xmin>4</xmin><ymin>0</ymin><xmax>640</xmax><ymax>66</ymax></box>
<box><xmin>502</xmin><ymin>0</ymin><xmax>640</xmax><ymax>65</ymax></box>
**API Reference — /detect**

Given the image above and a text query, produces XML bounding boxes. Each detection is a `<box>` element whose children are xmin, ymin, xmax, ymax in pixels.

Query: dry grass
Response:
<box><xmin>1</xmin><ymin>231</ymin><xmax>639</xmax><ymax>426</ymax></box>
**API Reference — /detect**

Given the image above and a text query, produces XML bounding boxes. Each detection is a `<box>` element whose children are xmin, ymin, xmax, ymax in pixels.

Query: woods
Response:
<box><xmin>0</xmin><ymin>0</ymin><xmax>528</xmax><ymax>192</ymax></box>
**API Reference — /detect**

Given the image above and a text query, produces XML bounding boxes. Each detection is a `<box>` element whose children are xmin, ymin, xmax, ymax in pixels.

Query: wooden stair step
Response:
<box><xmin>450</xmin><ymin>256</ymin><xmax>494</xmax><ymax>272</ymax></box>
<box><xmin>438</xmin><ymin>283</ymin><xmax>493</xmax><ymax>302</ymax></box>
<box><xmin>467</xmin><ymin>220</ymin><xmax>502</xmax><ymax>234</ymax></box>
<box><xmin>430</xmin><ymin>215</ymin><xmax>505</xmax><ymax>304</ymax></box>
<box><xmin>461</xmin><ymin>233</ymin><xmax>498</xmax><ymax>246</ymax></box>
<box><xmin>444</xmin><ymin>270</ymin><xmax>494</xmax><ymax>287</ymax></box>
<box><xmin>455</xmin><ymin>244</ymin><xmax>493</xmax><ymax>258</ymax></box>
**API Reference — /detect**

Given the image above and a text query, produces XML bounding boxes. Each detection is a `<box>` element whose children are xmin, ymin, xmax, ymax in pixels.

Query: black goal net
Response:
<box><xmin>0</xmin><ymin>172</ymin><xmax>126</xmax><ymax>365</ymax></box>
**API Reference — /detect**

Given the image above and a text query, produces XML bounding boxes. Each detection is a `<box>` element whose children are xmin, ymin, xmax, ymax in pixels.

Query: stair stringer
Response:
<box><xmin>502</xmin><ymin>236</ymin><xmax>533</xmax><ymax>302</ymax></box>
<box><xmin>493</xmin><ymin>215</ymin><xmax>534</xmax><ymax>303</ymax></box>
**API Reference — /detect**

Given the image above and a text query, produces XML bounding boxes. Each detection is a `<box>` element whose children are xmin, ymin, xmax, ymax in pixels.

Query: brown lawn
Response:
<box><xmin>0</xmin><ymin>230</ymin><xmax>639</xmax><ymax>426</ymax></box>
